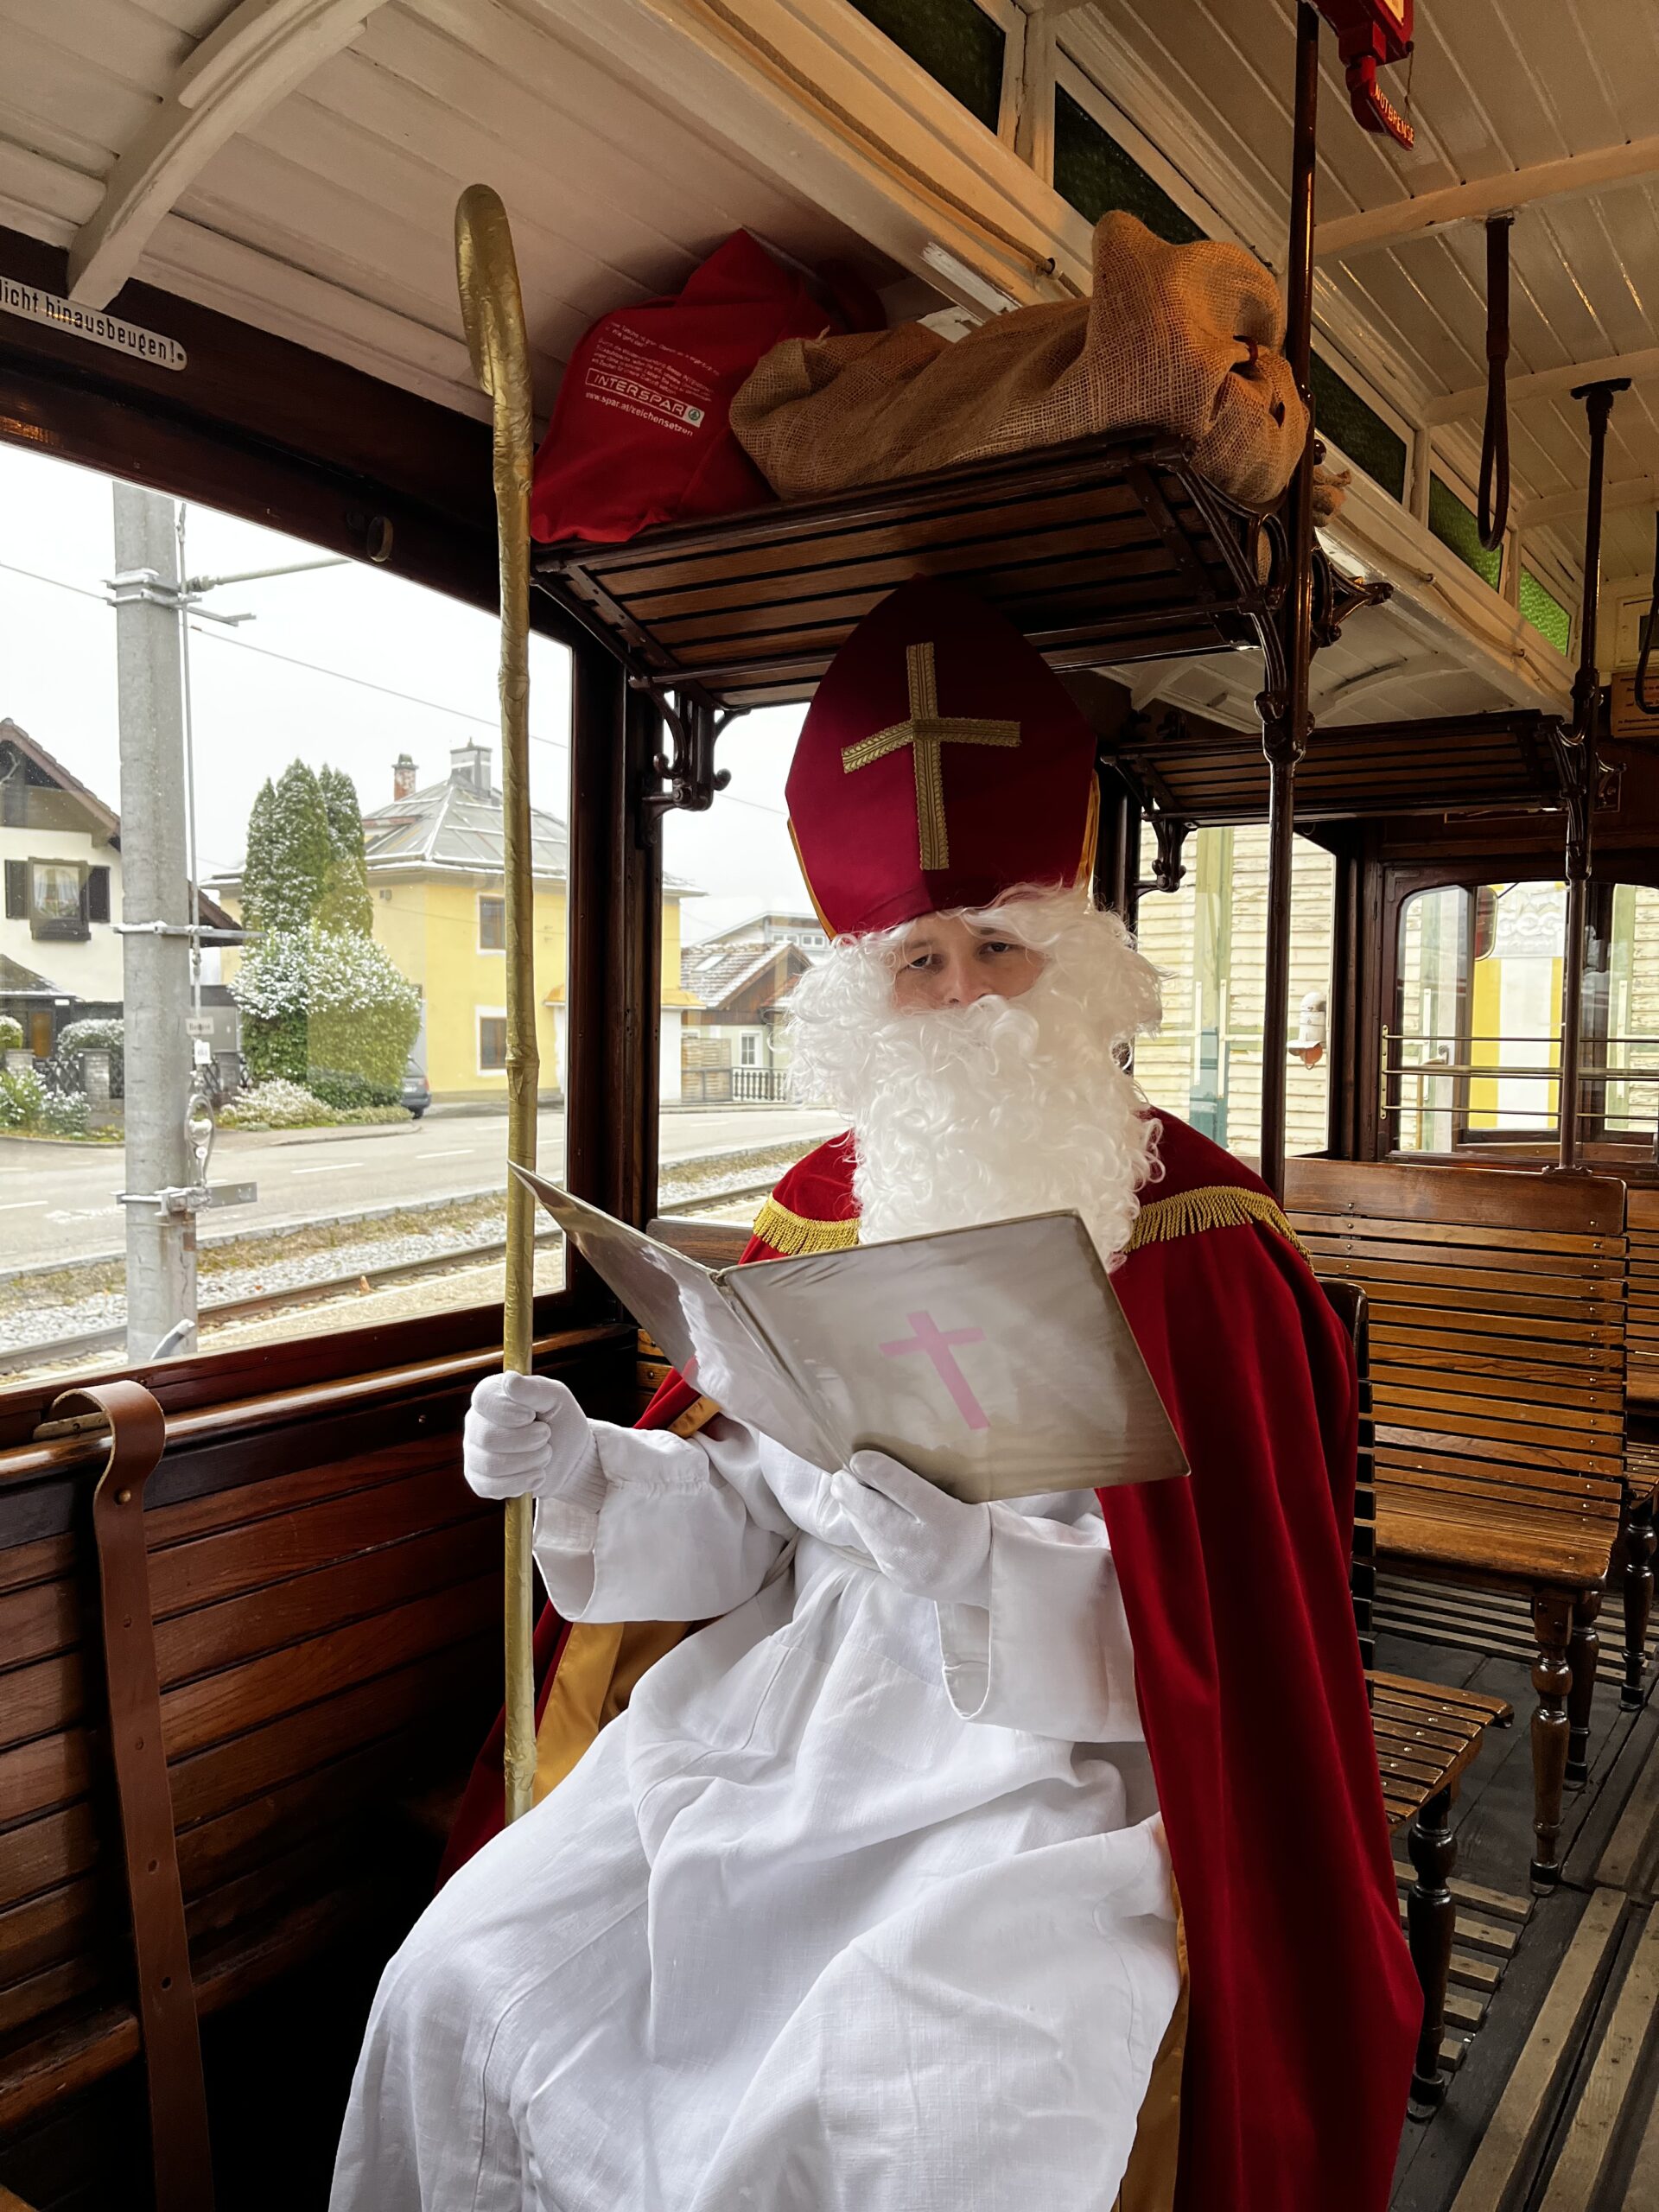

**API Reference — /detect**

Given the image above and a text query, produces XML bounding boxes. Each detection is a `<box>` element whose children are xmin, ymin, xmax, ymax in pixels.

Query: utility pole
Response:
<box><xmin>111</xmin><ymin>482</ymin><xmax>196</xmax><ymax>1362</ymax></box>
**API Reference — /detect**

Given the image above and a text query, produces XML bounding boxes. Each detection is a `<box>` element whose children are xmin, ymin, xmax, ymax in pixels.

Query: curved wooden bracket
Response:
<box><xmin>52</xmin><ymin>1381</ymin><xmax>215</xmax><ymax>2212</ymax></box>
<box><xmin>68</xmin><ymin>0</ymin><xmax>392</xmax><ymax>308</ymax></box>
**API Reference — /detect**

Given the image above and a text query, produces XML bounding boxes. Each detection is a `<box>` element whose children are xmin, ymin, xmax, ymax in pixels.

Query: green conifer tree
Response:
<box><xmin>240</xmin><ymin>776</ymin><xmax>277</xmax><ymax>932</ymax></box>
<box><xmin>316</xmin><ymin>764</ymin><xmax>373</xmax><ymax>936</ymax></box>
<box><xmin>257</xmin><ymin>760</ymin><xmax>332</xmax><ymax>934</ymax></box>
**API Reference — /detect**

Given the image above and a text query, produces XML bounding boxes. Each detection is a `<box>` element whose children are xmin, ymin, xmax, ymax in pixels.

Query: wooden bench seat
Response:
<box><xmin>1288</xmin><ymin>1159</ymin><xmax>1632</xmax><ymax>1887</ymax></box>
<box><xmin>1372</xmin><ymin>1675</ymin><xmax>1506</xmax><ymax>1832</ymax></box>
<box><xmin>0</xmin><ymin>1374</ymin><xmax>508</xmax><ymax>2206</ymax></box>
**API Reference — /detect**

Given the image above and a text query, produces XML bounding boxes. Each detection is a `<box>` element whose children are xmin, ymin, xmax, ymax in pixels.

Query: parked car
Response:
<box><xmin>401</xmin><ymin>1064</ymin><xmax>431</xmax><ymax>1118</ymax></box>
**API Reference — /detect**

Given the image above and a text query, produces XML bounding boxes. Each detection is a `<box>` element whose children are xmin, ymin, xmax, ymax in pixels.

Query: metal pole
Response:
<box><xmin>175</xmin><ymin>507</ymin><xmax>203</xmax><ymax>1027</ymax></box>
<box><xmin>111</xmin><ymin>483</ymin><xmax>198</xmax><ymax>1362</ymax></box>
<box><xmin>1556</xmin><ymin>378</ymin><xmax>1628</xmax><ymax>1173</ymax></box>
<box><xmin>456</xmin><ymin>185</ymin><xmax>539</xmax><ymax>1827</ymax></box>
<box><xmin>1258</xmin><ymin>1</ymin><xmax>1320</xmax><ymax>1203</ymax></box>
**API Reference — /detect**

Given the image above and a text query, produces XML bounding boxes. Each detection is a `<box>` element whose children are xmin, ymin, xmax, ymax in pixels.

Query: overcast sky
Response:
<box><xmin>0</xmin><ymin>440</ymin><xmax>810</xmax><ymax>943</ymax></box>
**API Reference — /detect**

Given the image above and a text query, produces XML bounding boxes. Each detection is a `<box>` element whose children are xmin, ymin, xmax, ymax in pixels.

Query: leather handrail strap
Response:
<box><xmin>54</xmin><ymin>1381</ymin><xmax>215</xmax><ymax>2212</ymax></box>
<box><xmin>1478</xmin><ymin>212</ymin><xmax>1514</xmax><ymax>553</ymax></box>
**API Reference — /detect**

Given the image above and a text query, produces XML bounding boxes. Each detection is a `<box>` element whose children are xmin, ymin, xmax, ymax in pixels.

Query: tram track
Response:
<box><xmin>0</xmin><ymin>1180</ymin><xmax>776</xmax><ymax>1378</ymax></box>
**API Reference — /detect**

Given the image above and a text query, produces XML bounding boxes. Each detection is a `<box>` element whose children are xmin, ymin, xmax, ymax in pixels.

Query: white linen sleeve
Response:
<box><xmin>935</xmin><ymin>1492</ymin><xmax>1142</xmax><ymax>1743</ymax></box>
<box><xmin>531</xmin><ymin>1412</ymin><xmax>792</xmax><ymax>1624</ymax></box>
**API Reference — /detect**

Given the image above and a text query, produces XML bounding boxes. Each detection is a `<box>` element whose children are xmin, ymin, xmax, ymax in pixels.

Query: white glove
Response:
<box><xmin>830</xmin><ymin>1449</ymin><xmax>991</xmax><ymax>1604</ymax></box>
<box><xmin>463</xmin><ymin>1371</ymin><xmax>604</xmax><ymax>1509</ymax></box>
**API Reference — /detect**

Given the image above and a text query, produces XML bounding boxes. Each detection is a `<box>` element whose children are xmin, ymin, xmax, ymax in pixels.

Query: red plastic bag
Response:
<box><xmin>531</xmin><ymin>232</ymin><xmax>851</xmax><ymax>545</ymax></box>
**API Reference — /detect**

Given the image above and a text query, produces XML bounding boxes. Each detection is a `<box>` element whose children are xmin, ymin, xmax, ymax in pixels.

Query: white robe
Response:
<box><xmin>332</xmin><ymin>1414</ymin><xmax>1180</xmax><ymax>2212</ymax></box>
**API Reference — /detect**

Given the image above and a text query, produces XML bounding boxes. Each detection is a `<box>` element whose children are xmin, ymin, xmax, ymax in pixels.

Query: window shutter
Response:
<box><xmin>3</xmin><ymin>861</ymin><xmax>24</xmax><ymax>919</ymax></box>
<box><xmin>86</xmin><ymin>867</ymin><xmax>111</xmax><ymax>924</ymax></box>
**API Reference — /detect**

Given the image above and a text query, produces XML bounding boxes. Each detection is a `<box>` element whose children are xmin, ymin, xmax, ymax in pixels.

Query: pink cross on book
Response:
<box><xmin>880</xmin><ymin>1311</ymin><xmax>990</xmax><ymax>1431</ymax></box>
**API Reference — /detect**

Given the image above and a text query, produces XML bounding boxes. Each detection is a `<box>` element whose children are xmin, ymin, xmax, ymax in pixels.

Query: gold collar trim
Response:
<box><xmin>751</xmin><ymin>1194</ymin><xmax>862</xmax><ymax>1256</ymax></box>
<box><xmin>1126</xmin><ymin>1185</ymin><xmax>1306</xmax><ymax>1259</ymax></box>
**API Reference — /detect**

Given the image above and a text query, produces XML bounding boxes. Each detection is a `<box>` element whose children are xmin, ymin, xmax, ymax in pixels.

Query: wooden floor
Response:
<box><xmin>1382</xmin><ymin>1587</ymin><xmax>1659</xmax><ymax>2212</ymax></box>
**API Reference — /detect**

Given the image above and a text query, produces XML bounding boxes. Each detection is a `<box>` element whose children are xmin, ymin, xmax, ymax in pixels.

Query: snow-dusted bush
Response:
<box><xmin>37</xmin><ymin>1088</ymin><xmax>90</xmax><ymax>1137</ymax></box>
<box><xmin>219</xmin><ymin>1078</ymin><xmax>338</xmax><ymax>1129</ymax></box>
<box><xmin>232</xmin><ymin>925</ymin><xmax>419</xmax><ymax>1088</ymax></box>
<box><xmin>0</xmin><ymin>1070</ymin><xmax>89</xmax><ymax>1135</ymax></box>
<box><xmin>0</xmin><ymin>1069</ymin><xmax>43</xmax><ymax>1129</ymax></box>
<box><xmin>0</xmin><ymin>1016</ymin><xmax>22</xmax><ymax>1053</ymax></box>
<box><xmin>50</xmin><ymin>1016</ymin><xmax>124</xmax><ymax>1097</ymax></box>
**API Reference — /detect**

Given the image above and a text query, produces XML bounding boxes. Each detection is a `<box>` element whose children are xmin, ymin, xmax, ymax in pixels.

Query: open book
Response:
<box><xmin>513</xmin><ymin>1166</ymin><xmax>1187</xmax><ymax>1504</ymax></box>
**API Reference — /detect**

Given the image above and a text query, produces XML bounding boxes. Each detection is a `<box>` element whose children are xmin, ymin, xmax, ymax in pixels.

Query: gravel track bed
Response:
<box><xmin>0</xmin><ymin>1145</ymin><xmax>807</xmax><ymax>1353</ymax></box>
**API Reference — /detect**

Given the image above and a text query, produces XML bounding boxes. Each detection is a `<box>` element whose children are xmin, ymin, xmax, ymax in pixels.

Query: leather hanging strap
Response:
<box><xmin>1478</xmin><ymin>213</ymin><xmax>1514</xmax><ymax>552</ymax></box>
<box><xmin>1636</xmin><ymin>512</ymin><xmax>1659</xmax><ymax>715</ymax></box>
<box><xmin>54</xmin><ymin>1381</ymin><xmax>216</xmax><ymax>2212</ymax></box>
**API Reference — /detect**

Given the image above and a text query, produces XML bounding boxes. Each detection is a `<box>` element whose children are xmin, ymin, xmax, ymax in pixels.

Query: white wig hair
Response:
<box><xmin>785</xmin><ymin>886</ymin><xmax>1164</xmax><ymax>1265</ymax></box>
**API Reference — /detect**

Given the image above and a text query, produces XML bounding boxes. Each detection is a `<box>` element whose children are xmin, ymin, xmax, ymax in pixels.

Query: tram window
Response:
<box><xmin>847</xmin><ymin>0</ymin><xmax>1008</xmax><ymax>133</ymax></box>
<box><xmin>1306</xmin><ymin>352</ymin><xmax>1408</xmax><ymax>502</ymax></box>
<box><xmin>1428</xmin><ymin>474</ymin><xmax>1503</xmax><ymax>591</ymax></box>
<box><xmin>1601</xmin><ymin>884</ymin><xmax>1659</xmax><ymax>1144</ymax></box>
<box><xmin>664</xmin><ymin>713</ymin><xmax>843</xmax><ymax>1215</ymax></box>
<box><xmin>1132</xmin><ymin>825</ymin><xmax>1335</xmax><ymax>1164</ymax></box>
<box><xmin>1052</xmin><ymin>84</ymin><xmax>1206</xmax><ymax>245</ymax></box>
<box><xmin>1389</xmin><ymin>880</ymin><xmax>1659</xmax><ymax>1153</ymax></box>
<box><xmin>1519</xmin><ymin>568</ymin><xmax>1573</xmax><ymax>657</ymax></box>
<box><xmin>0</xmin><ymin>438</ymin><xmax>580</xmax><ymax>1389</ymax></box>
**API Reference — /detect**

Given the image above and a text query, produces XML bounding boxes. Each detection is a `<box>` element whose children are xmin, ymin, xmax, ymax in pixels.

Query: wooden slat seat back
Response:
<box><xmin>0</xmin><ymin>1403</ymin><xmax>500</xmax><ymax>2138</ymax></box>
<box><xmin>1287</xmin><ymin>1160</ymin><xmax>1627</xmax><ymax>1589</ymax></box>
<box><xmin>1626</xmin><ymin>1188</ymin><xmax>1659</xmax><ymax>1414</ymax></box>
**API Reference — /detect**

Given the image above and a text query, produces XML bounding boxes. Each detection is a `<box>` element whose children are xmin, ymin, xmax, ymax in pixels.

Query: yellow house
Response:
<box><xmin>219</xmin><ymin>744</ymin><xmax>699</xmax><ymax>1103</ymax></box>
<box><xmin>360</xmin><ymin>745</ymin><xmax>698</xmax><ymax>1103</ymax></box>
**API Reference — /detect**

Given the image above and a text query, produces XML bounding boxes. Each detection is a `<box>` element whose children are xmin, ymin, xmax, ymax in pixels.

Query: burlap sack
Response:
<box><xmin>731</xmin><ymin>212</ymin><xmax>1308</xmax><ymax>511</ymax></box>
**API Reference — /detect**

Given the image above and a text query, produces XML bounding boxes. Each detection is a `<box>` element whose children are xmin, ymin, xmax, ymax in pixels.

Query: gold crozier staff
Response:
<box><xmin>454</xmin><ymin>184</ymin><xmax>538</xmax><ymax>1823</ymax></box>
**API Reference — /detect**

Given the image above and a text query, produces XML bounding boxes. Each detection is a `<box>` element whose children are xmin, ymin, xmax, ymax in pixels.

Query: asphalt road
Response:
<box><xmin>0</xmin><ymin>1104</ymin><xmax>842</xmax><ymax>1272</ymax></box>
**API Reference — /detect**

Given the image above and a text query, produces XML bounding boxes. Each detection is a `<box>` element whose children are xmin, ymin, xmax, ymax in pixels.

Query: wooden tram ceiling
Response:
<box><xmin>1089</xmin><ymin>0</ymin><xmax>1659</xmax><ymax>580</ymax></box>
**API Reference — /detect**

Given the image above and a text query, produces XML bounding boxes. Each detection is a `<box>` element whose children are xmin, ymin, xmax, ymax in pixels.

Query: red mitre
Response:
<box><xmin>785</xmin><ymin>578</ymin><xmax>1099</xmax><ymax>938</ymax></box>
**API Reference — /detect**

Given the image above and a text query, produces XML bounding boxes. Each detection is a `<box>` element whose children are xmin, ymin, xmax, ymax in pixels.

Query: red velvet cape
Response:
<box><xmin>442</xmin><ymin>1117</ymin><xmax>1416</xmax><ymax>2209</ymax></box>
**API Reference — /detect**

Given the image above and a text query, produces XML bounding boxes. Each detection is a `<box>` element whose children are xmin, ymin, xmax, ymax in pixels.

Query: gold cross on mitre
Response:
<box><xmin>840</xmin><ymin>640</ymin><xmax>1020</xmax><ymax>869</ymax></box>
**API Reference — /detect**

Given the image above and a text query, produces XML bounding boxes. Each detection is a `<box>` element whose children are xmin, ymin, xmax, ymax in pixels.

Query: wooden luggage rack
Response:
<box><xmin>531</xmin><ymin>430</ymin><xmax>1382</xmax><ymax>722</ymax></box>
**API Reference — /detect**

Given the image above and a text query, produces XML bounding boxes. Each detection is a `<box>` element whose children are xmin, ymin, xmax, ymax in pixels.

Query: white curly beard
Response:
<box><xmin>785</xmin><ymin>888</ymin><xmax>1165</xmax><ymax>1267</ymax></box>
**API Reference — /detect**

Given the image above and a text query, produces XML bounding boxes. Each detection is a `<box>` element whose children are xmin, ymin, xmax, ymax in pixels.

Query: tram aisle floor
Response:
<box><xmin>1381</xmin><ymin>1619</ymin><xmax>1659</xmax><ymax>2212</ymax></box>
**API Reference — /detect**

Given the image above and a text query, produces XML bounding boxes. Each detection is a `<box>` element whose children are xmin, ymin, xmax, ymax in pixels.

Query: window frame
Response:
<box><xmin>845</xmin><ymin>0</ymin><xmax>1026</xmax><ymax>143</ymax></box>
<box><xmin>0</xmin><ymin>236</ymin><xmax>655</xmax><ymax>1437</ymax></box>
<box><xmin>28</xmin><ymin>856</ymin><xmax>90</xmax><ymax>941</ymax></box>
<box><xmin>1050</xmin><ymin>48</ymin><xmax>1221</xmax><ymax>241</ymax></box>
<box><xmin>476</xmin><ymin>1007</ymin><xmax>510</xmax><ymax>1076</ymax></box>
<box><xmin>477</xmin><ymin>890</ymin><xmax>506</xmax><ymax>953</ymax></box>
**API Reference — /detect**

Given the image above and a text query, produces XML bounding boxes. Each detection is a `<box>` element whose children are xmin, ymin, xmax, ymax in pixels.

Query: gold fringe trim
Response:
<box><xmin>1126</xmin><ymin>1185</ymin><xmax>1307</xmax><ymax>1260</ymax></box>
<box><xmin>753</xmin><ymin>1184</ymin><xmax>1301</xmax><ymax>1262</ymax></box>
<box><xmin>751</xmin><ymin>1194</ymin><xmax>861</xmax><ymax>1256</ymax></box>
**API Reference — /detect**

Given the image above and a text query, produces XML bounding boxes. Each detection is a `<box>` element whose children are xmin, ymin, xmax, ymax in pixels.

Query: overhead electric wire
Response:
<box><xmin>188</xmin><ymin>626</ymin><xmax>790</xmax><ymax>815</ymax></box>
<box><xmin>0</xmin><ymin>552</ymin><xmax>791</xmax><ymax>818</ymax></box>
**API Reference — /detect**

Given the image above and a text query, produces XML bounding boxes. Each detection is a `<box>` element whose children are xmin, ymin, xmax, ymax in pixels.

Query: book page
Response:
<box><xmin>508</xmin><ymin>1167</ymin><xmax>834</xmax><ymax>1467</ymax></box>
<box><xmin>730</xmin><ymin>1212</ymin><xmax>1188</xmax><ymax>1503</ymax></box>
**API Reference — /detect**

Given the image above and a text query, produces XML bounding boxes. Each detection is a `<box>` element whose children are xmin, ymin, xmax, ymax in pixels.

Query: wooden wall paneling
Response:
<box><xmin>0</xmin><ymin>1321</ymin><xmax>636</xmax><ymax>1539</ymax></box>
<box><xmin>162</xmin><ymin>1633</ymin><xmax>497</xmax><ymax>1834</ymax></box>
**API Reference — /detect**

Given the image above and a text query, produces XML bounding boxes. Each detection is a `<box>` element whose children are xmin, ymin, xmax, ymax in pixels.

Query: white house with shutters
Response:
<box><xmin>0</xmin><ymin>718</ymin><xmax>234</xmax><ymax>1060</ymax></box>
<box><xmin>0</xmin><ymin>719</ymin><xmax>124</xmax><ymax>1058</ymax></box>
